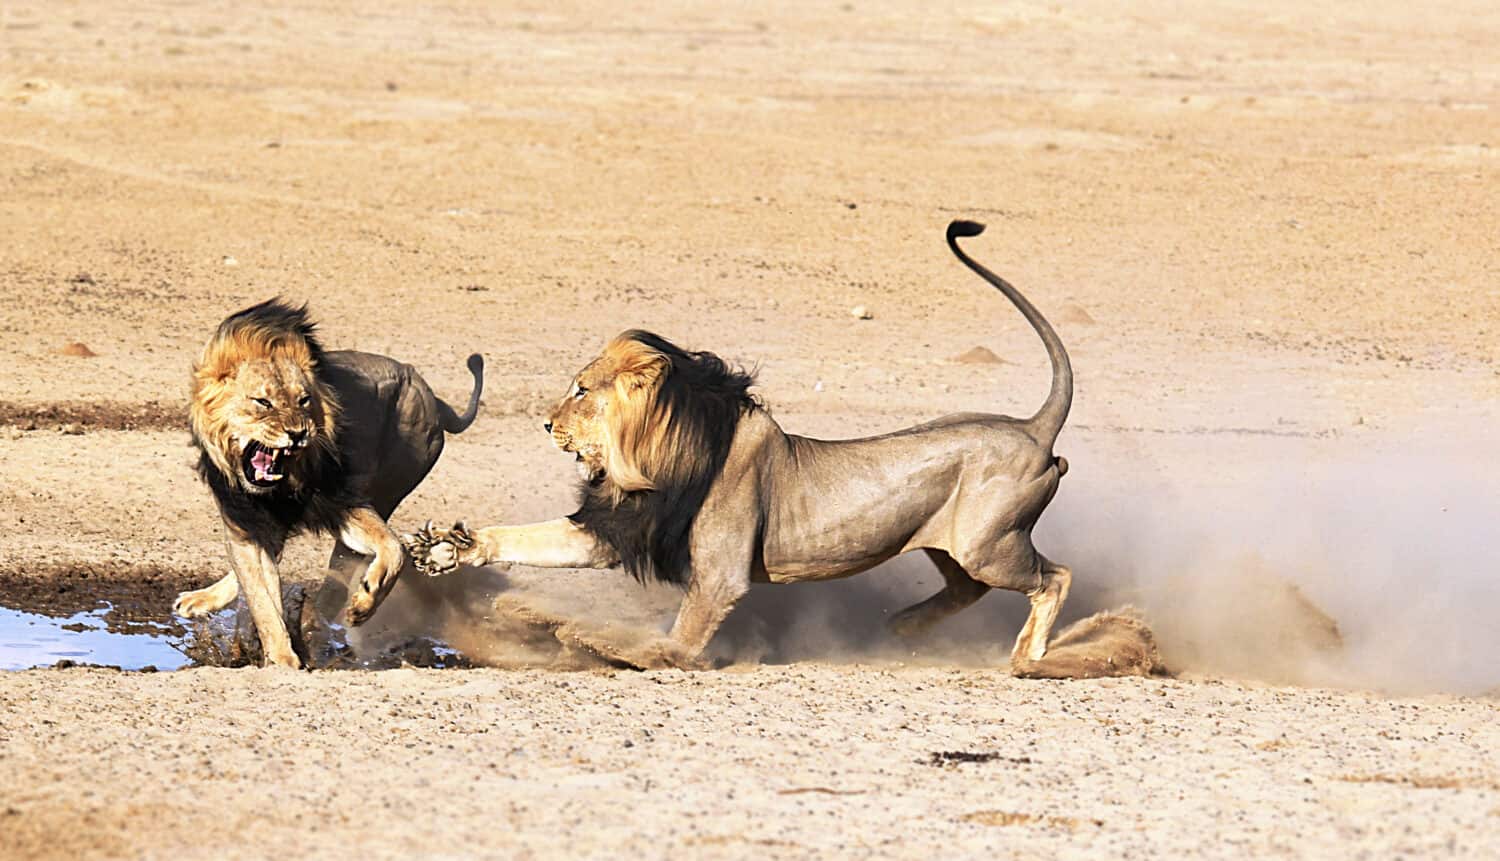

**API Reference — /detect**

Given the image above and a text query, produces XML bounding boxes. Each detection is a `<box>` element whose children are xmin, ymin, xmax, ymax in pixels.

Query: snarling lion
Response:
<box><xmin>404</xmin><ymin>221</ymin><xmax>1072</xmax><ymax>671</ymax></box>
<box><xmin>175</xmin><ymin>298</ymin><xmax>484</xmax><ymax>668</ymax></box>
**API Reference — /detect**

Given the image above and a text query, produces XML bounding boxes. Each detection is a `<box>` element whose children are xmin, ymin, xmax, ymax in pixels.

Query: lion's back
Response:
<box><xmin>321</xmin><ymin>350</ymin><xmax>446</xmax><ymax>507</ymax></box>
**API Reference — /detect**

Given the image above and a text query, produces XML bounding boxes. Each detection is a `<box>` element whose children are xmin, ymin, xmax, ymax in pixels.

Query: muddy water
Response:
<box><xmin>0</xmin><ymin>603</ymin><xmax>190</xmax><ymax>670</ymax></box>
<box><xmin>0</xmin><ymin>575</ymin><xmax>474</xmax><ymax>671</ymax></box>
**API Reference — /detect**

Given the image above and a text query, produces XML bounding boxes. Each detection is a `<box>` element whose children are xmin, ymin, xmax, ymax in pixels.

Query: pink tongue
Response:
<box><xmin>251</xmin><ymin>448</ymin><xmax>276</xmax><ymax>479</ymax></box>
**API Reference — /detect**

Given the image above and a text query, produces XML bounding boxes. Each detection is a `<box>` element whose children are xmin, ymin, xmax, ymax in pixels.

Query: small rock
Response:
<box><xmin>221</xmin><ymin>255</ymin><xmax>238</xmax><ymax>267</ymax></box>
<box><xmin>68</xmin><ymin>272</ymin><xmax>96</xmax><ymax>285</ymax></box>
<box><xmin>950</xmin><ymin>346</ymin><xmax>1007</xmax><ymax>365</ymax></box>
<box><xmin>813</xmin><ymin>380</ymin><xmax>825</xmax><ymax>393</ymax></box>
<box><xmin>59</xmin><ymin>341</ymin><xmax>98</xmax><ymax>358</ymax></box>
<box><xmin>59</xmin><ymin>422</ymin><xmax>85</xmax><ymax>435</ymax></box>
<box><xmin>850</xmin><ymin>305</ymin><xmax>873</xmax><ymax>320</ymax></box>
<box><xmin>1057</xmin><ymin>304</ymin><xmax>1096</xmax><ymax>326</ymax></box>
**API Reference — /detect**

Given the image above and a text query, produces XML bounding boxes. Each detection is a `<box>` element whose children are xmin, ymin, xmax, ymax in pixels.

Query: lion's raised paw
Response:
<box><xmin>400</xmin><ymin>520</ymin><xmax>475</xmax><ymax>576</ymax></box>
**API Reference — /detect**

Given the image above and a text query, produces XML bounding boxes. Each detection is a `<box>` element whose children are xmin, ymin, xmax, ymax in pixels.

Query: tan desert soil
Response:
<box><xmin>2</xmin><ymin>0</ymin><xmax>1498</xmax><ymax>857</ymax></box>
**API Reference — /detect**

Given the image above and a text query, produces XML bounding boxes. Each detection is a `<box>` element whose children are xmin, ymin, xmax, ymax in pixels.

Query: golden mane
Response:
<box><xmin>572</xmin><ymin>330</ymin><xmax>756</xmax><ymax>585</ymax></box>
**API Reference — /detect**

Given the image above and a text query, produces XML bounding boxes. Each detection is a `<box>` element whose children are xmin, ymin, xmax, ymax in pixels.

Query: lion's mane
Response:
<box><xmin>190</xmin><ymin>298</ymin><xmax>360</xmax><ymax>553</ymax></box>
<box><xmin>568</xmin><ymin>331</ymin><xmax>756</xmax><ymax>586</ymax></box>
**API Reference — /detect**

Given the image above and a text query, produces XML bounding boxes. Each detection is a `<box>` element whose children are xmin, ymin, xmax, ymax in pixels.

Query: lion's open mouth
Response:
<box><xmin>241</xmin><ymin>441</ymin><xmax>294</xmax><ymax>487</ymax></box>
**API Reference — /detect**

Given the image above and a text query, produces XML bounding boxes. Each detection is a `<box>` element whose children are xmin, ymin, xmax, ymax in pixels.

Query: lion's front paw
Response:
<box><xmin>641</xmin><ymin>638</ymin><xmax>708</xmax><ymax>671</ymax></box>
<box><xmin>174</xmin><ymin>583</ymin><xmax>234</xmax><ymax>618</ymax></box>
<box><xmin>400</xmin><ymin>520</ymin><xmax>477</xmax><ymax>576</ymax></box>
<box><xmin>346</xmin><ymin>588</ymin><xmax>377</xmax><ymax>627</ymax></box>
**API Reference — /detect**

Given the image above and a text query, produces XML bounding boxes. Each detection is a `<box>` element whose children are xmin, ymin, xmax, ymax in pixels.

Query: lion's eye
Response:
<box><xmin>252</xmin><ymin>397</ymin><xmax>273</xmax><ymax>409</ymax></box>
<box><xmin>574</xmin><ymin>387</ymin><xmax>588</xmax><ymax>400</ymax></box>
<box><xmin>297</xmin><ymin>394</ymin><xmax>311</xmax><ymax>407</ymax></box>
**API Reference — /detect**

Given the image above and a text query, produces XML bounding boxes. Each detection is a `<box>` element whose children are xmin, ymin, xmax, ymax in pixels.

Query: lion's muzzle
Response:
<box><xmin>241</xmin><ymin>440</ymin><xmax>300</xmax><ymax>488</ymax></box>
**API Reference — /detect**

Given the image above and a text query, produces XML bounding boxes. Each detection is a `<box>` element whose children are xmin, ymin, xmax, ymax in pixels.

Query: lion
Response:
<box><xmin>403</xmin><ymin>221</ymin><xmax>1072</xmax><ymax>671</ymax></box>
<box><xmin>174</xmin><ymin>298</ymin><xmax>484</xmax><ymax>668</ymax></box>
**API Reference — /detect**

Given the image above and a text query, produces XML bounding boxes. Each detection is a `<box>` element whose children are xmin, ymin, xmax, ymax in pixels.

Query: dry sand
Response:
<box><xmin>2</xmin><ymin>1</ymin><xmax>1499</xmax><ymax>857</ymax></box>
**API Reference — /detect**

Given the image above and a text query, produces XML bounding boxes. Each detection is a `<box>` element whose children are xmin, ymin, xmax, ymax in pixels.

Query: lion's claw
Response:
<box><xmin>400</xmin><ymin>520</ymin><xmax>476</xmax><ymax>576</ymax></box>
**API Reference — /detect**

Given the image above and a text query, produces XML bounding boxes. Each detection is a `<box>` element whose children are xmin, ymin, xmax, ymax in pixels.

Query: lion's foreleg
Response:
<box><xmin>403</xmin><ymin>518</ymin><xmax>618</xmax><ymax>575</ymax></box>
<box><xmin>665</xmin><ymin>562</ymin><xmax>752</xmax><ymax>668</ymax></box>
<box><xmin>224</xmin><ymin>528</ymin><xmax>301</xmax><ymax>669</ymax></box>
<box><xmin>340</xmin><ymin>506</ymin><xmax>407</xmax><ymax>627</ymax></box>
<box><xmin>173</xmin><ymin>570</ymin><xmax>240</xmax><ymax>618</ymax></box>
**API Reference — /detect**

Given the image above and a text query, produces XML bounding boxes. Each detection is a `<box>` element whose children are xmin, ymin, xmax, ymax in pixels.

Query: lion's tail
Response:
<box><xmin>437</xmin><ymin>353</ymin><xmax>485</xmax><ymax>434</ymax></box>
<box><xmin>946</xmin><ymin>220</ymin><xmax>1073</xmax><ymax>451</ymax></box>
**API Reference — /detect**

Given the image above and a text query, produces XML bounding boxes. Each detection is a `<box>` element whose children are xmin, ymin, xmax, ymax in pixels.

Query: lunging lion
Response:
<box><xmin>175</xmin><ymin>298</ymin><xmax>484</xmax><ymax>668</ymax></box>
<box><xmin>404</xmin><ymin>221</ymin><xmax>1072</xmax><ymax>670</ymax></box>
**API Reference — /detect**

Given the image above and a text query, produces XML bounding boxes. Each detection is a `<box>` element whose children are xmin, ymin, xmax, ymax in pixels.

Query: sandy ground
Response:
<box><xmin>2</xmin><ymin>0</ymin><xmax>1499</xmax><ymax>857</ymax></box>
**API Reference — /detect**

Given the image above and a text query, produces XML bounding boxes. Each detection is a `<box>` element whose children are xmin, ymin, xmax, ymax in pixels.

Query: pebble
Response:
<box><xmin>850</xmin><ymin>305</ymin><xmax>873</xmax><ymax>320</ymax></box>
<box><xmin>59</xmin><ymin>342</ymin><xmax>99</xmax><ymax>358</ymax></box>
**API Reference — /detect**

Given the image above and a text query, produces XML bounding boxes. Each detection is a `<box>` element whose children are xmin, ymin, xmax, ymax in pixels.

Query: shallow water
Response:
<box><xmin>0</xmin><ymin>603</ymin><xmax>190</xmax><ymax>670</ymax></box>
<box><xmin>0</xmin><ymin>580</ymin><xmax>475</xmax><ymax>671</ymax></box>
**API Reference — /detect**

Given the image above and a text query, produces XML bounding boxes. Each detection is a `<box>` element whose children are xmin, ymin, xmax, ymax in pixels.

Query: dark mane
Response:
<box><xmin>570</xmin><ymin>331</ymin><xmax>757</xmax><ymax>586</ymax></box>
<box><xmin>193</xmin><ymin>298</ymin><xmax>361</xmax><ymax>555</ymax></box>
<box><xmin>218</xmin><ymin>297</ymin><xmax>328</xmax><ymax>361</ymax></box>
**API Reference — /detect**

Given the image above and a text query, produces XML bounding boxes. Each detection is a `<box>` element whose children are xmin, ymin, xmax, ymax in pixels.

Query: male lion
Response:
<box><xmin>175</xmin><ymin>298</ymin><xmax>484</xmax><ymax>668</ymax></box>
<box><xmin>405</xmin><ymin>221</ymin><xmax>1072</xmax><ymax>671</ymax></box>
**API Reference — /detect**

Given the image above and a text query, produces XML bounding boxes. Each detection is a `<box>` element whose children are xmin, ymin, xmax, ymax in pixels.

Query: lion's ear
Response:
<box><xmin>611</xmin><ymin>343</ymin><xmax>670</xmax><ymax>393</ymax></box>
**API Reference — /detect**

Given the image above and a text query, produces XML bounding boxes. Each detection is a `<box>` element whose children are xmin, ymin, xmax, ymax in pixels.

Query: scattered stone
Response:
<box><xmin>221</xmin><ymin>255</ymin><xmax>238</xmax><ymax>267</ymax></box>
<box><xmin>1057</xmin><ymin>304</ymin><xmax>1096</xmax><ymax>326</ymax></box>
<box><xmin>59</xmin><ymin>422</ymin><xmax>85</xmax><ymax>435</ymax></box>
<box><xmin>950</xmin><ymin>346</ymin><xmax>1007</xmax><ymax>365</ymax></box>
<box><xmin>850</xmin><ymin>305</ymin><xmax>873</xmax><ymax>320</ymax></box>
<box><xmin>68</xmin><ymin>272</ymin><xmax>96</xmax><ymax>285</ymax></box>
<box><xmin>58</xmin><ymin>341</ymin><xmax>98</xmax><ymax>358</ymax></box>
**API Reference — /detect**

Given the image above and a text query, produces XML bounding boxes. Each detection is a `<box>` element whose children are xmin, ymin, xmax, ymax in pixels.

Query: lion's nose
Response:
<box><xmin>544</xmin><ymin>421</ymin><xmax>553</xmax><ymax>433</ymax></box>
<box><xmin>288</xmin><ymin>429</ymin><xmax>307</xmax><ymax>447</ymax></box>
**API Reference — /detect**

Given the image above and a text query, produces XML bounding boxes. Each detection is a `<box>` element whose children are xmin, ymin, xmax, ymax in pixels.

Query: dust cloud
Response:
<box><xmin>366</xmin><ymin>429</ymin><xmax>1499</xmax><ymax>693</ymax></box>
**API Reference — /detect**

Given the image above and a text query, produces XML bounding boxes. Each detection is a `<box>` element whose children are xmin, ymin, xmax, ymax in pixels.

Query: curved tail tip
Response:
<box><xmin>947</xmin><ymin>220</ymin><xmax>986</xmax><ymax>240</ymax></box>
<box><xmin>466</xmin><ymin>353</ymin><xmax>484</xmax><ymax>373</ymax></box>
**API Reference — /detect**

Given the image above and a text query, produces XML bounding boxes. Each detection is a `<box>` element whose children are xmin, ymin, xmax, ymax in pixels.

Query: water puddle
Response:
<box><xmin>0</xmin><ymin>573</ymin><xmax>474</xmax><ymax>672</ymax></box>
<box><xmin>0</xmin><ymin>603</ymin><xmax>189</xmax><ymax>671</ymax></box>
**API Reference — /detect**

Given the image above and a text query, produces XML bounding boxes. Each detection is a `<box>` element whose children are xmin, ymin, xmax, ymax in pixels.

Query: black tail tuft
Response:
<box><xmin>947</xmin><ymin>220</ymin><xmax>986</xmax><ymax>241</ymax></box>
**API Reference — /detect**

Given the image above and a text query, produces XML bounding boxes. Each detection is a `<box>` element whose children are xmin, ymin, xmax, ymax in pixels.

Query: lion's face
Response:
<box><xmin>192</xmin><ymin>320</ymin><xmax>337</xmax><ymax>496</ymax></box>
<box><xmin>217</xmin><ymin>357</ymin><xmax>325</xmax><ymax>492</ymax></box>
<box><xmin>546</xmin><ymin>358</ymin><xmax>616</xmax><ymax>484</ymax></box>
<box><xmin>546</xmin><ymin>334</ymin><xmax>669</xmax><ymax>489</ymax></box>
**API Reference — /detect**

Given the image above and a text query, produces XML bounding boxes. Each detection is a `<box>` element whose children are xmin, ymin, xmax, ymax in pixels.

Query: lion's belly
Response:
<box><xmin>758</xmin><ymin>443</ymin><xmax>966</xmax><ymax>583</ymax></box>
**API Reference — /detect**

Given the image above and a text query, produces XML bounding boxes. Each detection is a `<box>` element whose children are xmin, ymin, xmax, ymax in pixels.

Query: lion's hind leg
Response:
<box><xmin>956</xmin><ymin>528</ymin><xmax>1073</xmax><ymax>668</ymax></box>
<box><xmin>173</xmin><ymin>571</ymin><xmax>240</xmax><ymax>618</ymax></box>
<box><xmin>888</xmin><ymin>549</ymin><xmax>991</xmax><ymax>637</ymax></box>
<box><xmin>1012</xmin><ymin>558</ymin><xmax>1072</xmax><ymax>665</ymax></box>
